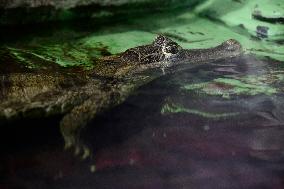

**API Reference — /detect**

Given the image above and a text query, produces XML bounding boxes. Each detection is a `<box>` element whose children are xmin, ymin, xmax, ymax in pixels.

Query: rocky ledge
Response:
<box><xmin>0</xmin><ymin>0</ymin><xmax>200</xmax><ymax>25</ymax></box>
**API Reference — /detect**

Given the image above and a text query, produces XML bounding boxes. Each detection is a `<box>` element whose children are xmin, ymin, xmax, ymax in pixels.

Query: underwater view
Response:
<box><xmin>0</xmin><ymin>0</ymin><xmax>284</xmax><ymax>188</ymax></box>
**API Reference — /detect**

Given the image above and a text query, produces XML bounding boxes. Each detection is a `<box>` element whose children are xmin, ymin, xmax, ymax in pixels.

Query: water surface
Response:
<box><xmin>1</xmin><ymin>55</ymin><xmax>283</xmax><ymax>189</ymax></box>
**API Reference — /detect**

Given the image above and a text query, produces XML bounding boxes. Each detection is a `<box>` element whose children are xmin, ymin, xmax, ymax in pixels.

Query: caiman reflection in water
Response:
<box><xmin>79</xmin><ymin>55</ymin><xmax>283</xmax><ymax>188</ymax></box>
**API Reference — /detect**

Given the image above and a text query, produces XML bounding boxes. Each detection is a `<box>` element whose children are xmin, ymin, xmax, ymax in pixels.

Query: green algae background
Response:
<box><xmin>1</xmin><ymin>0</ymin><xmax>283</xmax><ymax>69</ymax></box>
<box><xmin>1</xmin><ymin>0</ymin><xmax>284</xmax><ymax>119</ymax></box>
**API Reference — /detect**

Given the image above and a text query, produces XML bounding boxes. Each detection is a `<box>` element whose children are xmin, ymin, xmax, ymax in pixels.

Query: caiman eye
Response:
<box><xmin>165</xmin><ymin>44</ymin><xmax>179</xmax><ymax>54</ymax></box>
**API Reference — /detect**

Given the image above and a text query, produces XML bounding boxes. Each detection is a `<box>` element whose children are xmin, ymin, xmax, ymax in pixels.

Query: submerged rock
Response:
<box><xmin>0</xmin><ymin>0</ymin><xmax>201</xmax><ymax>25</ymax></box>
<box><xmin>0</xmin><ymin>0</ymin><xmax>188</xmax><ymax>9</ymax></box>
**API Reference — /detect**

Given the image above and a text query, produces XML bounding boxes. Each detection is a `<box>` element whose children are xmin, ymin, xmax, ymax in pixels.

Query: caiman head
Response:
<box><xmin>120</xmin><ymin>35</ymin><xmax>242</xmax><ymax>68</ymax></box>
<box><xmin>120</xmin><ymin>35</ymin><xmax>183</xmax><ymax>64</ymax></box>
<box><xmin>97</xmin><ymin>35</ymin><xmax>242</xmax><ymax>77</ymax></box>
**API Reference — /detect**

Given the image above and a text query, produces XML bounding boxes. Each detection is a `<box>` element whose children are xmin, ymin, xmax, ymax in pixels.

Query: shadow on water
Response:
<box><xmin>1</xmin><ymin>55</ymin><xmax>284</xmax><ymax>189</ymax></box>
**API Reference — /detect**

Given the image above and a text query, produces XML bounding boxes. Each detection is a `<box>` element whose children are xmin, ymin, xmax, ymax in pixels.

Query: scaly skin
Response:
<box><xmin>0</xmin><ymin>35</ymin><xmax>242</xmax><ymax>159</ymax></box>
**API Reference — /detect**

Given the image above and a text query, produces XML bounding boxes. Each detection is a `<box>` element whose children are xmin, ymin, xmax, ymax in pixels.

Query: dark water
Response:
<box><xmin>1</xmin><ymin>55</ymin><xmax>284</xmax><ymax>189</ymax></box>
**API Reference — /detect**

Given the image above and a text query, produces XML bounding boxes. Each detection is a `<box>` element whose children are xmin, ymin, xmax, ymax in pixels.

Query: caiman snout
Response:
<box><xmin>179</xmin><ymin>38</ymin><xmax>243</xmax><ymax>65</ymax></box>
